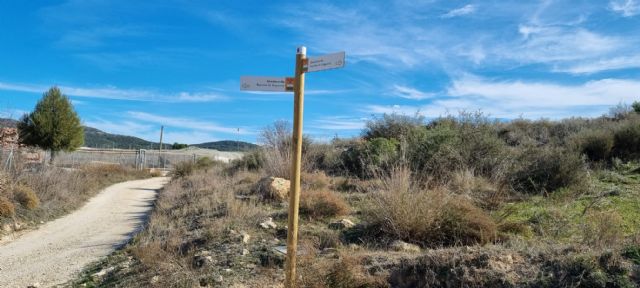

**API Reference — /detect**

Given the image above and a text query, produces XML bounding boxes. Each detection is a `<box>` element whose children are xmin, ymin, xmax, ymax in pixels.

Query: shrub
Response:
<box><xmin>14</xmin><ymin>184</ymin><xmax>40</xmax><ymax>210</ymax></box>
<box><xmin>0</xmin><ymin>197</ymin><xmax>15</xmax><ymax>217</ymax></box>
<box><xmin>633</xmin><ymin>101</ymin><xmax>640</xmax><ymax>114</ymax></box>
<box><xmin>582</xmin><ymin>210</ymin><xmax>625</xmax><ymax>248</ymax></box>
<box><xmin>506</xmin><ymin>146</ymin><xmax>586</xmax><ymax>195</ymax></box>
<box><xmin>363</xmin><ymin>113</ymin><xmax>424</xmax><ymax>141</ymax></box>
<box><xmin>171</xmin><ymin>161</ymin><xmax>195</xmax><ymax>179</ymax></box>
<box><xmin>231</xmin><ymin>149</ymin><xmax>265</xmax><ymax>172</ymax></box>
<box><xmin>364</xmin><ymin>167</ymin><xmax>497</xmax><ymax>247</ymax></box>
<box><xmin>572</xmin><ymin>129</ymin><xmax>614</xmax><ymax>162</ymax></box>
<box><xmin>612</xmin><ymin>121</ymin><xmax>640</xmax><ymax>160</ymax></box>
<box><xmin>448</xmin><ymin>170</ymin><xmax>504</xmax><ymax>210</ymax></box>
<box><xmin>302</xmin><ymin>171</ymin><xmax>331</xmax><ymax>191</ymax></box>
<box><xmin>299</xmin><ymin>189</ymin><xmax>350</xmax><ymax>219</ymax></box>
<box><xmin>341</xmin><ymin>138</ymin><xmax>399</xmax><ymax>178</ymax></box>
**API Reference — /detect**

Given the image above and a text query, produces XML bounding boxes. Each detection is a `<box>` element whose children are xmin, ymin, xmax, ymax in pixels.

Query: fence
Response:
<box><xmin>1</xmin><ymin>147</ymin><xmax>244</xmax><ymax>172</ymax></box>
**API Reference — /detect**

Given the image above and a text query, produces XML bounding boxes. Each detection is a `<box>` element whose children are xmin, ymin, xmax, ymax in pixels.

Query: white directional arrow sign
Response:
<box><xmin>240</xmin><ymin>76</ymin><xmax>294</xmax><ymax>92</ymax></box>
<box><xmin>304</xmin><ymin>51</ymin><xmax>345</xmax><ymax>73</ymax></box>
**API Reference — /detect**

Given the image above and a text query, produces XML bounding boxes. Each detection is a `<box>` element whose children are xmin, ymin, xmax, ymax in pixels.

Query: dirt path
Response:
<box><xmin>0</xmin><ymin>177</ymin><xmax>169</xmax><ymax>288</ymax></box>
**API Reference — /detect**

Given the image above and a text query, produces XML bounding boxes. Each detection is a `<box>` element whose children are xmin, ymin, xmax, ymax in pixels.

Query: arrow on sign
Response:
<box><xmin>304</xmin><ymin>51</ymin><xmax>345</xmax><ymax>73</ymax></box>
<box><xmin>240</xmin><ymin>76</ymin><xmax>295</xmax><ymax>92</ymax></box>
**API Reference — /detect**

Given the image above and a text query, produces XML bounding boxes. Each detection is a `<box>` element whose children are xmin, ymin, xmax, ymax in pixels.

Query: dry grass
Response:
<box><xmin>364</xmin><ymin>166</ymin><xmax>497</xmax><ymax>247</ymax></box>
<box><xmin>11</xmin><ymin>164</ymin><xmax>151</xmax><ymax>223</ymax></box>
<box><xmin>299</xmin><ymin>189</ymin><xmax>350</xmax><ymax>220</ymax></box>
<box><xmin>449</xmin><ymin>170</ymin><xmax>506</xmax><ymax>210</ymax></box>
<box><xmin>113</xmin><ymin>168</ymin><xmax>272</xmax><ymax>287</ymax></box>
<box><xmin>298</xmin><ymin>250</ymin><xmax>389</xmax><ymax>288</ymax></box>
<box><xmin>0</xmin><ymin>197</ymin><xmax>15</xmax><ymax>218</ymax></box>
<box><xmin>13</xmin><ymin>184</ymin><xmax>39</xmax><ymax>209</ymax></box>
<box><xmin>583</xmin><ymin>210</ymin><xmax>625</xmax><ymax>249</ymax></box>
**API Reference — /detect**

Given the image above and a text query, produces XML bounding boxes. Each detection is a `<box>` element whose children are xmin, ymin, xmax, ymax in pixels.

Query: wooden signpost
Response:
<box><xmin>241</xmin><ymin>46</ymin><xmax>345</xmax><ymax>287</ymax></box>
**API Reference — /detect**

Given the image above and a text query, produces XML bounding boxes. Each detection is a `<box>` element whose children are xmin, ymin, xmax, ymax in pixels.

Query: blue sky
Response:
<box><xmin>1</xmin><ymin>0</ymin><xmax>639</xmax><ymax>144</ymax></box>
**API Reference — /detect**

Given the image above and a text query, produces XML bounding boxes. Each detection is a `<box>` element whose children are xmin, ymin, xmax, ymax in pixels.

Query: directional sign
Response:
<box><xmin>240</xmin><ymin>76</ymin><xmax>295</xmax><ymax>92</ymax></box>
<box><xmin>304</xmin><ymin>51</ymin><xmax>345</xmax><ymax>73</ymax></box>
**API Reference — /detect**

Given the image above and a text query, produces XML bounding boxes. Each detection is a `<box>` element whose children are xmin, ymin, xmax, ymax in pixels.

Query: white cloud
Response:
<box><xmin>610</xmin><ymin>0</ymin><xmax>640</xmax><ymax>17</ymax></box>
<box><xmin>441</xmin><ymin>4</ymin><xmax>476</xmax><ymax>18</ymax></box>
<box><xmin>391</xmin><ymin>85</ymin><xmax>435</xmax><ymax>100</ymax></box>
<box><xmin>554</xmin><ymin>55</ymin><xmax>640</xmax><ymax>74</ymax></box>
<box><xmin>310</xmin><ymin>116</ymin><xmax>367</xmax><ymax>131</ymax></box>
<box><xmin>366</xmin><ymin>76</ymin><xmax>640</xmax><ymax>119</ymax></box>
<box><xmin>126</xmin><ymin>111</ymin><xmax>254</xmax><ymax>135</ymax></box>
<box><xmin>447</xmin><ymin>76</ymin><xmax>640</xmax><ymax>108</ymax></box>
<box><xmin>0</xmin><ymin>81</ymin><xmax>227</xmax><ymax>103</ymax></box>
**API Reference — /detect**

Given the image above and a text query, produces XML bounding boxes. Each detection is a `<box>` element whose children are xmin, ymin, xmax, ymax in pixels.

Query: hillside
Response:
<box><xmin>0</xmin><ymin>118</ymin><xmax>255</xmax><ymax>151</ymax></box>
<box><xmin>194</xmin><ymin>140</ymin><xmax>258</xmax><ymax>152</ymax></box>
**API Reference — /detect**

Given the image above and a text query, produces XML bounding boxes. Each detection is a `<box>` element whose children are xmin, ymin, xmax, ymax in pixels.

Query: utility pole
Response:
<box><xmin>240</xmin><ymin>47</ymin><xmax>345</xmax><ymax>288</ymax></box>
<box><xmin>159</xmin><ymin>125</ymin><xmax>164</xmax><ymax>169</ymax></box>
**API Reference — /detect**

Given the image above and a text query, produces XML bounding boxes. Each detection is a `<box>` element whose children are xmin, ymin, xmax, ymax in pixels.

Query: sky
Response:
<box><xmin>1</xmin><ymin>0</ymin><xmax>639</xmax><ymax>144</ymax></box>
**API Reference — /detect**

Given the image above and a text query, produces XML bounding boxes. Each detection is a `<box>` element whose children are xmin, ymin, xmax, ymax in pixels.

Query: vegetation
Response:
<box><xmin>78</xmin><ymin>105</ymin><xmax>640</xmax><ymax>287</ymax></box>
<box><xmin>18</xmin><ymin>87</ymin><xmax>84</xmax><ymax>164</ymax></box>
<box><xmin>0</xmin><ymin>165</ymin><xmax>153</xmax><ymax>229</ymax></box>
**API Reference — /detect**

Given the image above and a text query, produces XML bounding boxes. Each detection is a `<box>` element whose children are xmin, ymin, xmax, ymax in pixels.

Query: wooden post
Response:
<box><xmin>159</xmin><ymin>126</ymin><xmax>164</xmax><ymax>169</ymax></box>
<box><xmin>285</xmin><ymin>46</ymin><xmax>306</xmax><ymax>288</ymax></box>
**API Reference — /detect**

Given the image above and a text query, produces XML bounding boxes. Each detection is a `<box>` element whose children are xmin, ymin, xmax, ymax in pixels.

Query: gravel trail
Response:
<box><xmin>0</xmin><ymin>177</ymin><xmax>169</xmax><ymax>288</ymax></box>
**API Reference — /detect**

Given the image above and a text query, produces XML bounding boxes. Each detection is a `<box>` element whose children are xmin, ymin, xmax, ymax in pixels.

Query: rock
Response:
<box><xmin>328</xmin><ymin>219</ymin><xmax>355</xmax><ymax>230</ymax></box>
<box><xmin>257</xmin><ymin>177</ymin><xmax>290</xmax><ymax>201</ymax></box>
<box><xmin>92</xmin><ymin>266</ymin><xmax>115</xmax><ymax>281</ymax></box>
<box><xmin>240</xmin><ymin>231</ymin><xmax>251</xmax><ymax>244</ymax></box>
<box><xmin>259</xmin><ymin>217</ymin><xmax>277</xmax><ymax>229</ymax></box>
<box><xmin>241</xmin><ymin>248</ymin><xmax>250</xmax><ymax>256</ymax></box>
<box><xmin>390</xmin><ymin>240</ymin><xmax>421</xmax><ymax>253</ymax></box>
<box><xmin>214</xmin><ymin>275</ymin><xmax>224</xmax><ymax>283</ymax></box>
<box><xmin>193</xmin><ymin>251</ymin><xmax>214</xmax><ymax>268</ymax></box>
<box><xmin>27</xmin><ymin>283</ymin><xmax>40</xmax><ymax>288</ymax></box>
<box><xmin>150</xmin><ymin>275</ymin><xmax>161</xmax><ymax>284</ymax></box>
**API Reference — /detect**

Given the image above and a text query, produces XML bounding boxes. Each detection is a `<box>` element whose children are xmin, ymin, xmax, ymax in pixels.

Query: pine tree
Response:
<box><xmin>18</xmin><ymin>87</ymin><xmax>84</xmax><ymax>164</ymax></box>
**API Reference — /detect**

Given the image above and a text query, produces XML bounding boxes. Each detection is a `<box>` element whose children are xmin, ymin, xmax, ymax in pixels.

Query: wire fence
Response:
<box><xmin>1</xmin><ymin>147</ymin><xmax>244</xmax><ymax>172</ymax></box>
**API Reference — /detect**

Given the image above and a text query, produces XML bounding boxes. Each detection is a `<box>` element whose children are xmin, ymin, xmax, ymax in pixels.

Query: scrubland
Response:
<box><xmin>0</xmin><ymin>164</ymin><xmax>152</xmax><ymax>235</ymax></box>
<box><xmin>77</xmin><ymin>106</ymin><xmax>640</xmax><ymax>287</ymax></box>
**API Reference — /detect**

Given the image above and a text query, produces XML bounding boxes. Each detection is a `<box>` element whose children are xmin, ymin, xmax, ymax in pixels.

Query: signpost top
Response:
<box><xmin>304</xmin><ymin>51</ymin><xmax>345</xmax><ymax>73</ymax></box>
<box><xmin>240</xmin><ymin>76</ymin><xmax>294</xmax><ymax>92</ymax></box>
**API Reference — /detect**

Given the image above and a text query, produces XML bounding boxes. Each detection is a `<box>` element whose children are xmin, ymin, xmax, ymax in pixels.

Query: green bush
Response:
<box><xmin>573</xmin><ymin>129</ymin><xmax>614</xmax><ymax>162</ymax></box>
<box><xmin>363</xmin><ymin>113</ymin><xmax>424</xmax><ymax>140</ymax></box>
<box><xmin>231</xmin><ymin>149</ymin><xmax>265</xmax><ymax>171</ymax></box>
<box><xmin>633</xmin><ymin>101</ymin><xmax>640</xmax><ymax>114</ymax></box>
<box><xmin>506</xmin><ymin>146</ymin><xmax>586</xmax><ymax>195</ymax></box>
<box><xmin>613</xmin><ymin>122</ymin><xmax>640</xmax><ymax>160</ymax></box>
<box><xmin>341</xmin><ymin>138</ymin><xmax>399</xmax><ymax>178</ymax></box>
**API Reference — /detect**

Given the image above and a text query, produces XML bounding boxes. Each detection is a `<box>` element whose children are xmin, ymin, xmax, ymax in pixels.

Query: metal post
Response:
<box><xmin>285</xmin><ymin>46</ymin><xmax>306</xmax><ymax>288</ymax></box>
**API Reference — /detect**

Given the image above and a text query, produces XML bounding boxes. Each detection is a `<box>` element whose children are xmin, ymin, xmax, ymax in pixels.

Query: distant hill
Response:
<box><xmin>83</xmin><ymin>126</ymin><xmax>157</xmax><ymax>149</ymax></box>
<box><xmin>0</xmin><ymin>118</ymin><xmax>17</xmax><ymax>127</ymax></box>
<box><xmin>194</xmin><ymin>140</ymin><xmax>258</xmax><ymax>152</ymax></box>
<box><xmin>0</xmin><ymin>117</ymin><xmax>255</xmax><ymax>151</ymax></box>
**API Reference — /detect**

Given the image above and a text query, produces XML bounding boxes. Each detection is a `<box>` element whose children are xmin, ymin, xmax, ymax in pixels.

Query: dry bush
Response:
<box><xmin>13</xmin><ymin>184</ymin><xmax>39</xmax><ymax>209</ymax></box>
<box><xmin>298</xmin><ymin>251</ymin><xmax>389</xmax><ymax>288</ymax></box>
<box><xmin>449</xmin><ymin>170</ymin><xmax>505</xmax><ymax>210</ymax></box>
<box><xmin>0</xmin><ymin>197</ymin><xmax>15</xmax><ymax>218</ymax></box>
<box><xmin>583</xmin><ymin>210</ymin><xmax>625</xmax><ymax>248</ymax></box>
<box><xmin>300</xmin><ymin>189</ymin><xmax>350</xmax><ymax>219</ymax></box>
<box><xmin>170</xmin><ymin>161</ymin><xmax>195</xmax><ymax>179</ymax></box>
<box><xmin>302</xmin><ymin>171</ymin><xmax>331</xmax><ymax>191</ymax></box>
<box><xmin>364</xmin><ymin>166</ymin><xmax>497</xmax><ymax>247</ymax></box>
